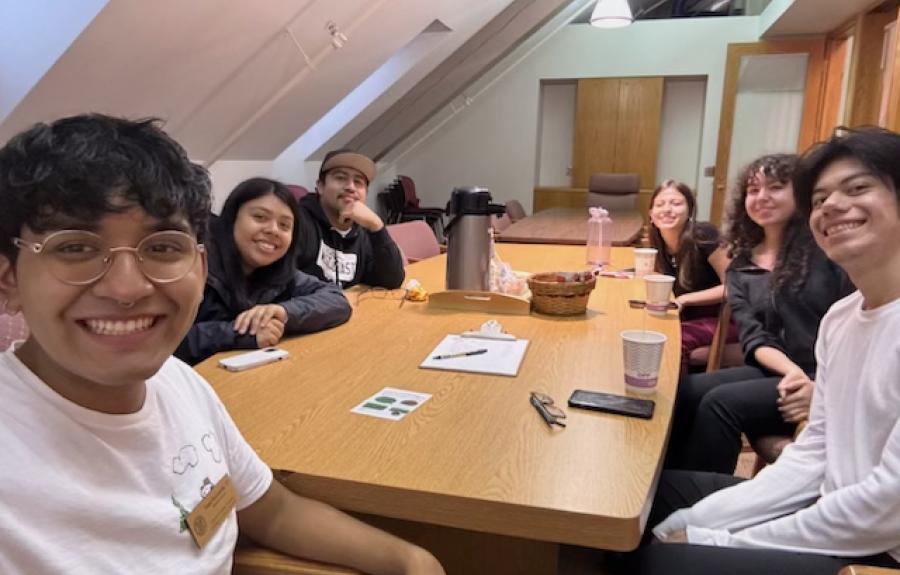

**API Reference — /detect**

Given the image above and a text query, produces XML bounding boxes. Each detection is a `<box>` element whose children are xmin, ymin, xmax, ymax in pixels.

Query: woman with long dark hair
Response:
<box><xmin>647</xmin><ymin>180</ymin><xmax>732</xmax><ymax>373</ymax></box>
<box><xmin>668</xmin><ymin>154</ymin><xmax>853</xmax><ymax>473</ymax></box>
<box><xmin>175</xmin><ymin>177</ymin><xmax>351</xmax><ymax>365</ymax></box>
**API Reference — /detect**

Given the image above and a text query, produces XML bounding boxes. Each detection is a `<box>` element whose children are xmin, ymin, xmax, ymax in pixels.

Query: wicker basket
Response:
<box><xmin>527</xmin><ymin>271</ymin><xmax>596</xmax><ymax>316</ymax></box>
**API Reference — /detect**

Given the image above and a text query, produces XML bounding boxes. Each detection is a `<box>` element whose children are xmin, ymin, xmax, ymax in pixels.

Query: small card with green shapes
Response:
<box><xmin>351</xmin><ymin>387</ymin><xmax>432</xmax><ymax>421</ymax></box>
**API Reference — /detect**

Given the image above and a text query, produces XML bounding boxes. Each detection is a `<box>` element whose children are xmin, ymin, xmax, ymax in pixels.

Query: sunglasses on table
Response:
<box><xmin>530</xmin><ymin>392</ymin><xmax>567</xmax><ymax>428</ymax></box>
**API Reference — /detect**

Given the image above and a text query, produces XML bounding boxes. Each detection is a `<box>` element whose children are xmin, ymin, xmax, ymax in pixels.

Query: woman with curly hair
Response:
<box><xmin>667</xmin><ymin>154</ymin><xmax>853</xmax><ymax>473</ymax></box>
<box><xmin>647</xmin><ymin>180</ymin><xmax>734</xmax><ymax>374</ymax></box>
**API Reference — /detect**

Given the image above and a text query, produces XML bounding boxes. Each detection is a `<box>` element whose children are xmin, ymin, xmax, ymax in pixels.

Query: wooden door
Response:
<box><xmin>572</xmin><ymin>78</ymin><xmax>619</xmax><ymax>188</ymax></box>
<box><xmin>710</xmin><ymin>40</ymin><xmax>826</xmax><ymax>226</ymax></box>
<box><xmin>572</xmin><ymin>77</ymin><xmax>663</xmax><ymax>189</ymax></box>
<box><xmin>818</xmin><ymin>35</ymin><xmax>852</xmax><ymax>141</ymax></box>
<box><xmin>613</xmin><ymin>77</ymin><xmax>663</xmax><ymax>189</ymax></box>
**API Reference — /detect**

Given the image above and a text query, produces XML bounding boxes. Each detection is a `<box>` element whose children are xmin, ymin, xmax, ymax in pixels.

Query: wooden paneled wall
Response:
<box><xmin>818</xmin><ymin>34</ymin><xmax>853</xmax><ymax>140</ymax></box>
<box><xmin>847</xmin><ymin>8</ymin><xmax>896</xmax><ymax>127</ymax></box>
<box><xmin>572</xmin><ymin>77</ymin><xmax>663</xmax><ymax>190</ymax></box>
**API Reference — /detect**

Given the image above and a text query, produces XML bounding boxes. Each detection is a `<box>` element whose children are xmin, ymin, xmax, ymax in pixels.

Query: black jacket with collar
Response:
<box><xmin>295</xmin><ymin>193</ymin><xmax>405</xmax><ymax>289</ymax></box>
<box><xmin>725</xmin><ymin>247</ymin><xmax>853</xmax><ymax>375</ymax></box>
<box><xmin>174</xmin><ymin>247</ymin><xmax>352</xmax><ymax>366</ymax></box>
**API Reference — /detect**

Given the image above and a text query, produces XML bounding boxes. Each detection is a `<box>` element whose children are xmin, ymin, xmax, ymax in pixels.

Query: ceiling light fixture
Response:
<box><xmin>590</xmin><ymin>0</ymin><xmax>634</xmax><ymax>28</ymax></box>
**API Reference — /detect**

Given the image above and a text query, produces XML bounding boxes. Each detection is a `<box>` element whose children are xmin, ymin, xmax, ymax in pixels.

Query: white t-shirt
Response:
<box><xmin>655</xmin><ymin>290</ymin><xmax>900</xmax><ymax>561</ymax></box>
<box><xmin>316</xmin><ymin>235</ymin><xmax>358</xmax><ymax>284</ymax></box>
<box><xmin>0</xmin><ymin>351</ymin><xmax>273</xmax><ymax>574</ymax></box>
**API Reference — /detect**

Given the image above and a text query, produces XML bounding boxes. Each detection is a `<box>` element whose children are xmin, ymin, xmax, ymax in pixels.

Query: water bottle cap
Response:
<box><xmin>588</xmin><ymin>206</ymin><xmax>609</xmax><ymax>219</ymax></box>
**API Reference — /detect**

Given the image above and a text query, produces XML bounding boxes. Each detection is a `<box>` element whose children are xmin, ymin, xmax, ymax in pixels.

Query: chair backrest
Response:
<box><xmin>386</xmin><ymin>220</ymin><xmax>441</xmax><ymax>264</ymax></box>
<box><xmin>588</xmin><ymin>172</ymin><xmax>640</xmax><ymax>195</ymax></box>
<box><xmin>505</xmin><ymin>199</ymin><xmax>527</xmax><ymax>222</ymax></box>
<box><xmin>586</xmin><ymin>172</ymin><xmax>640</xmax><ymax>212</ymax></box>
<box><xmin>385</xmin><ymin>181</ymin><xmax>407</xmax><ymax>224</ymax></box>
<box><xmin>398</xmin><ymin>175</ymin><xmax>420</xmax><ymax>208</ymax></box>
<box><xmin>587</xmin><ymin>192</ymin><xmax>637</xmax><ymax>211</ymax></box>
<box><xmin>491</xmin><ymin>213</ymin><xmax>512</xmax><ymax>232</ymax></box>
<box><xmin>706</xmin><ymin>297</ymin><xmax>733</xmax><ymax>373</ymax></box>
<box><xmin>375</xmin><ymin>191</ymin><xmax>392</xmax><ymax>221</ymax></box>
<box><xmin>286</xmin><ymin>185</ymin><xmax>309</xmax><ymax>201</ymax></box>
<box><xmin>0</xmin><ymin>312</ymin><xmax>28</xmax><ymax>351</ymax></box>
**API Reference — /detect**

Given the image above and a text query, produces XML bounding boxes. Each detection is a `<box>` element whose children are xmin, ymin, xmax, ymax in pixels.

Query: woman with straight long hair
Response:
<box><xmin>647</xmin><ymin>180</ymin><xmax>732</xmax><ymax>374</ymax></box>
<box><xmin>176</xmin><ymin>177</ymin><xmax>351</xmax><ymax>365</ymax></box>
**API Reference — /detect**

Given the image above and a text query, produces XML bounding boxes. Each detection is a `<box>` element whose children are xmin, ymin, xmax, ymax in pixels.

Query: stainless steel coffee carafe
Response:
<box><xmin>444</xmin><ymin>187</ymin><xmax>506</xmax><ymax>291</ymax></box>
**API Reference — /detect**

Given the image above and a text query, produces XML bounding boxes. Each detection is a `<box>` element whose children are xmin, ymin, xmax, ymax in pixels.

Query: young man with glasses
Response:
<box><xmin>295</xmin><ymin>149</ymin><xmax>405</xmax><ymax>289</ymax></box>
<box><xmin>0</xmin><ymin>114</ymin><xmax>443</xmax><ymax>574</ymax></box>
<box><xmin>634</xmin><ymin>128</ymin><xmax>900</xmax><ymax>574</ymax></box>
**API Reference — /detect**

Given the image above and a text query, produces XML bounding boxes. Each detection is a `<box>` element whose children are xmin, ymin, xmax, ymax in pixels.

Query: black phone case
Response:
<box><xmin>567</xmin><ymin>389</ymin><xmax>655</xmax><ymax>419</ymax></box>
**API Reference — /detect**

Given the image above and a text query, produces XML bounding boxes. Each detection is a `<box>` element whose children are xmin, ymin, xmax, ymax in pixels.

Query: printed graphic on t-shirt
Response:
<box><xmin>316</xmin><ymin>240</ymin><xmax>358</xmax><ymax>283</ymax></box>
<box><xmin>170</xmin><ymin>430</ymin><xmax>228</xmax><ymax>534</ymax></box>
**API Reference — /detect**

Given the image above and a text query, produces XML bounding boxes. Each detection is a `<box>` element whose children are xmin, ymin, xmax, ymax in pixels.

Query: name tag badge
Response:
<box><xmin>186</xmin><ymin>474</ymin><xmax>237</xmax><ymax>549</ymax></box>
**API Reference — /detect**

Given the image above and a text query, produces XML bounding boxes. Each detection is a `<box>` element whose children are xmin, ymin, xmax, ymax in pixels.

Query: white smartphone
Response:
<box><xmin>219</xmin><ymin>347</ymin><xmax>289</xmax><ymax>372</ymax></box>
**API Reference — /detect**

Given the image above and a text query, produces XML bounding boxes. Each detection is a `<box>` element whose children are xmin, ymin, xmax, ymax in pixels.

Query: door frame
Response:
<box><xmin>710</xmin><ymin>39</ymin><xmax>827</xmax><ymax>226</ymax></box>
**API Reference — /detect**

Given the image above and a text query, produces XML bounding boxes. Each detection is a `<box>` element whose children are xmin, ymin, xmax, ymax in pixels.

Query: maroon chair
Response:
<box><xmin>395</xmin><ymin>176</ymin><xmax>445</xmax><ymax>238</ymax></box>
<box><xmin>286</xmin><ymin>185</ymin><xmax>310</xmax><ymax>201</ymax></box>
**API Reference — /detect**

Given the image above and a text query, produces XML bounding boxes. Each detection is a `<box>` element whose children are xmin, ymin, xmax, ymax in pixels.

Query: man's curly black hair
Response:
<box><xmin>0</xmin><ymin>113</ymin><xmax>211</xmax><ymax>263</ymax></box>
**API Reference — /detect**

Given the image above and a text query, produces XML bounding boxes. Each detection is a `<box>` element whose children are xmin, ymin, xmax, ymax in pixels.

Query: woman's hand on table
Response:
<box><xmin>234</xmin><ymin>304</ymin><xmax>288</xmax><ymax>336</ymax></box>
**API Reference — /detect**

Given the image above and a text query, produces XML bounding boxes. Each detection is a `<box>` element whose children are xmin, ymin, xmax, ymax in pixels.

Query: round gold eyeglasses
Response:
<box><xmin>13</xmin><ymin>230</ymin><xmax>205</xmax><ymax>285</ymax></box>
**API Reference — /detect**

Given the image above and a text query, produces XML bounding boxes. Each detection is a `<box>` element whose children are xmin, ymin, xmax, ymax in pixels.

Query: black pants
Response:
<box><xmin>627</xmin><ymin>470</ymin><xmax>898</xmax><ymax>575</ymax></box>
<box><xmin>667</xmin><ymin>366</ymin><xmax>796</xmax><ymax>473</ymax></box>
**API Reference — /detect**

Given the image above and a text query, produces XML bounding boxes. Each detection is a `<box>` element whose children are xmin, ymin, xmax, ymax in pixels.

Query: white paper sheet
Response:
<box><xmin>419</xmin><ymin>334</ymin><xmax>529</xmax><ymax>377</ymax></box>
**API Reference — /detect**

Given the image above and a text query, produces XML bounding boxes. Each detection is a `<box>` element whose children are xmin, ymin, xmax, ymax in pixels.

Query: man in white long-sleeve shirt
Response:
<box><xmin>634</xmin><ymin>127</ymin><xmax>900</xmax><ymax>574</ymax></box>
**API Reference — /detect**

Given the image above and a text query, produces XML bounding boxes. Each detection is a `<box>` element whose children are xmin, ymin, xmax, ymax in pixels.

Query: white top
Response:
<box><xmin>0</xmin><ymin>351</ymin><xmax>273</xmax><ymax>574</ymax></box>
<box><xmin>655</xmin><ymin>290</ymin><xmax>900</xmax><ymax>562</ymax></box>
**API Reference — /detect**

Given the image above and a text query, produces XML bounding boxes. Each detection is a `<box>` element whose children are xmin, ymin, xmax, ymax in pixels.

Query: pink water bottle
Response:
<box><xmin>586</xmin><ymin>206</ymin><xmax>612</xmax><ymax>267</ymax></box>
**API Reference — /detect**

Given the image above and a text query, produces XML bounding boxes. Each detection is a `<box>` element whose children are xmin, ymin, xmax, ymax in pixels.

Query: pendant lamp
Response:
<box><xmin>590</xmin><ymin>0</ymin><xmax>634</xmax><ymax>28</ymax></box>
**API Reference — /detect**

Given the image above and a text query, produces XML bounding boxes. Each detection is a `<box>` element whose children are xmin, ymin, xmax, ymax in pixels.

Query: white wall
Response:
<box><xmin>657</xmin><ymin>78</ymin><xmax>707</xmax><ymax>192</ymax></box>
<box><xmin>537</xmin><ymin>82</ymin><xmax>576</xmax><ymax>186</ymax></box>
<box><xmin>386</xmin><ymin>17</ymin><xmax>762</xmax><ymax>219</ymax></box>
<box><xmin>207</xmin><ymin>161</ymin><xmax>275</xmax><ymax>212</ymax></box>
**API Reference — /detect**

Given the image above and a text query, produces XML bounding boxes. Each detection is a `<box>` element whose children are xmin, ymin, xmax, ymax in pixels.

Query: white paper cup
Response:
<box><xmin>634</xmin><ymin>248</ymin><xmax>658</xmax><ymax>278</ymax></box>
<box><xmin>621</xmin><ymin>330</ymin><xmax>667</xmax><ymax>395</ymax></box>
<box><xmin>644</xmin><ymin>274</ymin><xmax>676</xmax><ymax>317</ymax></box>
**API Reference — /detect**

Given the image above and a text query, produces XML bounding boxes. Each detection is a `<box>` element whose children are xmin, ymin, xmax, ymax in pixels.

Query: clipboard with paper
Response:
<box><xmin>418</xmin><ymin>320</ymin><xmax>529</xmax><ymax>377</ymax></box>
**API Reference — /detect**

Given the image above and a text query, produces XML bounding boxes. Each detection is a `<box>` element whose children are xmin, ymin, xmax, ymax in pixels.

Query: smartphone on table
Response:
<box><xmin>219</xmin><ymin>347</ymin><xmax>289</xmax><ymax>372</ymax></box>
<box><xmin>567</xmin><ymin>389</ymin><xmax>655</xmax><ymax>419</ymax></box>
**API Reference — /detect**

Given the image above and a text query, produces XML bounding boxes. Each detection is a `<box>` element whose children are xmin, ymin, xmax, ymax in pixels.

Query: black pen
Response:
<box><xmin>432</xmin><ymin>349</ymin><xmax>488</xmax><ymax>360</ymax></box>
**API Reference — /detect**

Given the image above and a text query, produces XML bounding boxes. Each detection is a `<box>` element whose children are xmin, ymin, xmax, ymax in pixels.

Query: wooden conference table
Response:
<box><xmin>497</xmin><ymin>207</ymin><xmax>644</xmax><ymax>246</ymax></box>
<box><xmin>198</xmin><ymin>245</ymin><xmax>680</xmax><ymax>575</ymax></box>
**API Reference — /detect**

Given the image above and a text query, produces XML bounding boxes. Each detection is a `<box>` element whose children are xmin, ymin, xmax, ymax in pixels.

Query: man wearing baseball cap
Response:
<box><xmin>295</xmin><ymin>149</ymin><xmax>404</xmax><ymax>289</ymax></box>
